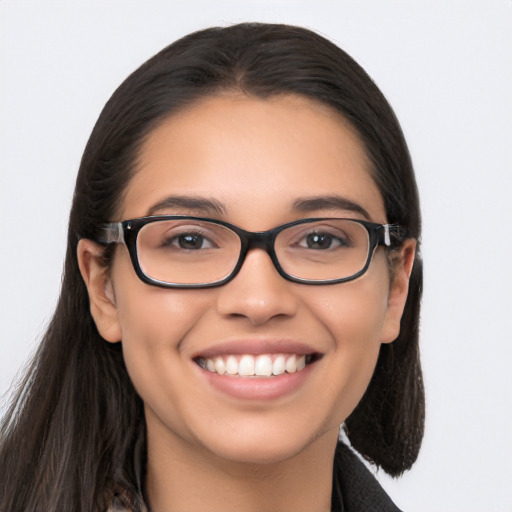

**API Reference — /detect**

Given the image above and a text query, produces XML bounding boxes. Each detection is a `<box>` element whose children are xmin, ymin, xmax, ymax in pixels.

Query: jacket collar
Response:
<box><xmin>333</xmin><ymin>442</ymin><xmax>403</xmax><ymax>512</ymax></box>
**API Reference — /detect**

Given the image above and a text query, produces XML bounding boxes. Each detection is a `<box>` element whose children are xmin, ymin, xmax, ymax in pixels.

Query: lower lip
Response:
<box><xmin>197</xmin><ymin>363</ymin><xmax>315</xmax><ymax>401</ymax></box>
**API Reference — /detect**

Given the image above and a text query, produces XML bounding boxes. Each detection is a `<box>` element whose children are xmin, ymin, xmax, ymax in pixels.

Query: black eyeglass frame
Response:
<box><xmin>97</xmin><ymin>215</ymin><xmax>407</xmax><ymax>289</ymax></box>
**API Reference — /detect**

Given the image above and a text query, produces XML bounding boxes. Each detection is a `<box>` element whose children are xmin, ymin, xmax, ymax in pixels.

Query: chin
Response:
<box><xmin>202</xmin><ymin>423</ymin><xmax>333</xmax><ymax>467</ymax></box>
<box><xmin>212</xmin><ymin>442</ymin><xmax>308</xmax><ymax>466</ymax></box>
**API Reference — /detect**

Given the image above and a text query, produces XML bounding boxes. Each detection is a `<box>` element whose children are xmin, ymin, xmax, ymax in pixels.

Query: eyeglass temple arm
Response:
<box><xmin>383</xmin><ymin>224</ymin><xmax>409</xmax><ymax>247</ymax></box>
<box><xmin>97</xmin><ymin>223</ymin><xmax>125</xmax><ymax>245</ymax></box>
<box><xmin>383</xmin><ymin>225</ymin><xmax>391</xmax><ymax>246</ymax></box>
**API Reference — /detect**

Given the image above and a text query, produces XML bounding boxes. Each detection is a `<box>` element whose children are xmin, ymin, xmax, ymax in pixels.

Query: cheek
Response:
<box><xmin>118</xmin><ymin>289</ymin><xmax>205</xmax><ymax>345</ymax></box>
<box><xmin>112</xmin><ymin>250</ymin><xmax>211</xmax><ymax>341</ymax></box>
<box><xmin>310</xmin><ymin>263</ymin><xmax>390</xmax><ymax>424</ymax></box>
<box><xmin>315</xmin><ymin>262</ymin><xmax>390</xmax><ymax>350</ymax></box>
<box><xmin>110</xmin><ymin>254</ymin><xmax>211</xmax><ymax>400</ymax></box>
<box><xmin>116</xmin><ymin>289</ymin><xmax>215</xmax><ymax>442</ymax></box>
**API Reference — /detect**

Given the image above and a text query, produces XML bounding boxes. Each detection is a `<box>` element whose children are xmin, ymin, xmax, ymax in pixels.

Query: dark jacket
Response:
<box><xmin>332</xmin><ymin>442</ymin><xmax>402</xmax><ymax>511</ymax></box>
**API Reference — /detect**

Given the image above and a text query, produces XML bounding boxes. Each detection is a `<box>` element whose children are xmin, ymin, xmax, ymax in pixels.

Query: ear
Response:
<box><xmin>380</xmin><ymin>238</ymin><xmax>417</xmax><ymax>344</ymax></box>
<box><xmin>77</xmin><ymin>239</ymin><xmax>122</xmax><ymax>343</ymax></box>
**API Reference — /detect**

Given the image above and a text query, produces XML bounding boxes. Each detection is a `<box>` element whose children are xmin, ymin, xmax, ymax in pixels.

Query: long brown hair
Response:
<box><xmin>0</xmin><ymin>23</ymin><xmax>424</xmax><ymax>511</ymax></box>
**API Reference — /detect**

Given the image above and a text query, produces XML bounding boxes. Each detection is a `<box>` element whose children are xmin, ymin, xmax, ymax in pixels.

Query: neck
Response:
<box><xmin>144</xmin><ymin>417</ymin><xmax>339</xmax><ymax>512</ymax></box>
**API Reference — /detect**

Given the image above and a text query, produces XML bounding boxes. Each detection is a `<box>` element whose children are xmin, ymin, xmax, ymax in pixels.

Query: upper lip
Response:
<box><xmin>192</xmin><ymin>339</ymin><xmax>320</xmax><ymax>360</ymax></box>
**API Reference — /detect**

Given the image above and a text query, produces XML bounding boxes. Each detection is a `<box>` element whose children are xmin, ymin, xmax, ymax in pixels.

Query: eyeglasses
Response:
<box><xmin>97</xmin><ymin>216</ymin><xmax>407</xmax><ymax>288</ymax></box>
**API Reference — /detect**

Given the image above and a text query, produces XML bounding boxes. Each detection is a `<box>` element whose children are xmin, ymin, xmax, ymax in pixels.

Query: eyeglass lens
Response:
<box><xmin>136</xmin><ymin>219</ymin><xmax>370</xmax><ymax>285</ymax></box>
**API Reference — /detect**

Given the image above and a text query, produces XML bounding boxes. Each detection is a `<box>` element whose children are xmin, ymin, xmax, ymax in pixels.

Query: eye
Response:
<box><xmin>298</xmin><ymin>231</ymin><xmax>349</xmax><ymax>250</ymax></box>
<box><xmin>166</xmin><ymin>232</ymin><xmax>214</xmax><ymax>250</ymax></box>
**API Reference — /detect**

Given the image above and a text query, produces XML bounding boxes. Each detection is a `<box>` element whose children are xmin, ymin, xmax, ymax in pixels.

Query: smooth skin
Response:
<box><xmin>78</xmin><ymin>94</ymin><xmax>415</xmax><ymax>512</ymax></box>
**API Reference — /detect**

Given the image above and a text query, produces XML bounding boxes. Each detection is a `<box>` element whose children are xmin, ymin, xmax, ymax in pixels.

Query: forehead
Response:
<box><xmin>121</xmin><ymin>94</ymin><xmax>386</xmax><ymax>225</ymax></box>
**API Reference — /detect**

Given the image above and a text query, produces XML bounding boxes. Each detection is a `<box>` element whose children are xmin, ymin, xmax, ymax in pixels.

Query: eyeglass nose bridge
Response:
<box><xmin>232</xmin><ymin>229</ymin><xmax>284</xmax><ymax>280</ymax></box>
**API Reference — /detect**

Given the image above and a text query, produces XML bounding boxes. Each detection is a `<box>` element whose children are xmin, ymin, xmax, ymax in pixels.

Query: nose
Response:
<box><xmin>215</xmin><ymin>248</ymin><xmax>299</xmax><ymax>326</ymax></box>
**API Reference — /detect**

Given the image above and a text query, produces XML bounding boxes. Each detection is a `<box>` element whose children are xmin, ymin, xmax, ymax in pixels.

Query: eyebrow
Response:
<box><xmin>292</xmin><ymin>195</ymin><xmax>371</xmax><ymax>219</ymax></box>
<box><xmin>146</xmin><ymin>196</ymin><xmax>227</xmax><ymax>216</ymax></box>
<box><xmin>145</xmin><ymin>194</ymin><xmax>370</xmax><ymax>220</ymax></box>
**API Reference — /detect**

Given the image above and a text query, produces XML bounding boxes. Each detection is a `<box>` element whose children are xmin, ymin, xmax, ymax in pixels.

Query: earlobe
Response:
<box><xmin>380</xmin><ymin>239</ymin><xmax>417</xmax><ymax>344</ymax></box>
<box><xmin>77</xmin><ymin>239</ymin><xmax>122</xmax><ymax>343</ymax></box>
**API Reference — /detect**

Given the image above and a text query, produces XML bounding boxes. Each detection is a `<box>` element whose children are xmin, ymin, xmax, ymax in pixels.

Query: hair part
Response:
<box><xmin>1</xmin><ymin>23</ymin><xmax>423</xmax><ymax>511</ymax></box>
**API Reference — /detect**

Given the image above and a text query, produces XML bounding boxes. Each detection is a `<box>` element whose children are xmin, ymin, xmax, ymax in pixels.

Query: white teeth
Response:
<box><xmin>255</xmin><ymin>355</ymin><xmax>273</xmax><ymax>376</ymax></box>
<box><xmin>214</xmin><ymin>357</ymin><xmax>226</xmax><ymax>375</ymax></box>
<box><xmin>199</xmin><ymin>353</ymin><xmax>313</xmax><ymax>377</ymax></box>
<box><xmin>238</xmin><ymin>355</ymin><xmax>255</xmax><ymax>376</ymax></box>
<box><xmin>285</xmin><ymin>354</ymin><xmax>297</xmax><ymax>373</ymax></box>
<box><xmin>226</xmin><ymin>355</ymin><xmax>238</xmax><ymax>375</ymax></box>
<box><xmin>272</xmin><ymin>355</ymin><xmax>286</xmax><ymax>375</ymax></box>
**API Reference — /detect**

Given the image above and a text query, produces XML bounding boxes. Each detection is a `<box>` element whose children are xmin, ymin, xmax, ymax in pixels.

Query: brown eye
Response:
<box><xmin>306</xmin><ymin>233</ymin><xmax>336</xmax><ymax>249</ymax></box>
<box><xmin>298</xmin><ymin>231</ymin><xmax>350</xmax><ymax>250</ymax></box>
<box><xmin>175</xmin><ymin>233</ymin><xmax>210</xmax><ymax>249</ymax></box>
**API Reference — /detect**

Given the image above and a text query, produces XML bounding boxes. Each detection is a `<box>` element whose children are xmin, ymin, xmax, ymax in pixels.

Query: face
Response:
<box><xmin>79</xmin><ymin>94</ymin><xmax>414</xmax><ymax>466</ymax></box>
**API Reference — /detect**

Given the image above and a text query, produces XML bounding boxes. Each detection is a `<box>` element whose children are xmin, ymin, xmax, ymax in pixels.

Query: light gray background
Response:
<box><xmin>1</xmin><ymin>1</ymin><xmax>511</xmax><ymax>510</ymax></box>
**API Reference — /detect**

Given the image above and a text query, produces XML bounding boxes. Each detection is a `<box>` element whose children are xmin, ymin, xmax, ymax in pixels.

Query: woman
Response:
<box><xmin>0</xmin><ymin>23</ymin><xmax>424</xmax><ymax>512</ymax></box>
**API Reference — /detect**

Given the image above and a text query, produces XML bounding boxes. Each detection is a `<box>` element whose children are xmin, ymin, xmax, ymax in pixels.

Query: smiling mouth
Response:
<box><xmin>195</xmin><ymin>353</ymin><xmax>321</xmax><ymax>377</ymax></box>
